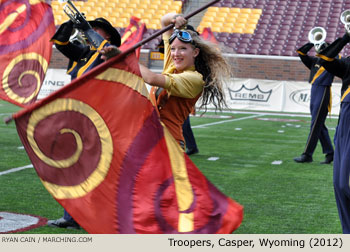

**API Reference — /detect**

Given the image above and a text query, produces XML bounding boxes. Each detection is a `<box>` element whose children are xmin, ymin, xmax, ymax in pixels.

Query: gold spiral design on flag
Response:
<box><xmin>2</xmin><ymin>53</ymin><xmax>47</xmax><ymax>104</ymax></box>
<box><xmin>27</xmin><ymin>98</ymin><xmax>113</xmax><ymax>199</ymax></box>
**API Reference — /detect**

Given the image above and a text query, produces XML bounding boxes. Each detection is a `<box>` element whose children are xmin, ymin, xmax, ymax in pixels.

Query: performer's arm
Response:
<box><xmin>296</xmin><ymin>43</ymin><xmax>315</xmax><ymax>70</ymax></box>
<box><xmin>51</xmin><ymin>21</ymin><xmax>90</xmax><ymax>62</ymax></box>
<box><xmin>317</xmin><ymin>33</ymin><xmax>350</xmax><ymax>79</ymax></box>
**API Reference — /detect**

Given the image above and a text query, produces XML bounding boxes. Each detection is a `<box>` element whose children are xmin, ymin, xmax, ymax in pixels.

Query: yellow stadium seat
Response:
<box><xmin>109</xmin><ymin>12</ymin><xmax>120</xmax><ymax>18</ymax></box>
<box><xmin>229</xmin><ymin>8</ymin><xmax>241</xmax><ymax>14</ymax></box>
<box><xmin>227</xmin><ymin>12</ymin><xmax>239</xmax><ymax>18</ymax></box>
<box><xmin>223</xmin><ymin>22</ymin><xmax>234</xmax><ymax>28</ymax></box>
<box><xmin>129</xmin><ymin>0</ymin><xmax>141</xmax><ymax>3</ymax></box>
<box><xmin>145</xmin><ymin>9</ymin><xmax>157</xmax><ymax>15</ymax></box>
<box><xmin>211</xmin><ymin>27</ymin><xmax>221</xmax><ymax>33</ymax></box>
<box><xmin>152</xmin><ymin>12</ymin><xmax>164</xmax><ymax>19</ymax></box>
<box><xmin>217</xmin><ymin>12</ymin><xmax>227</xmax><ymax>18</ymax></box>
<box><xmin>95</xmin><ymin>2</ymin><xmax>106</xmax><ymax>8</ymax></box>
<box><xmin>238</xmin><ymin>13</ymin><xmax>250</xmax><ymax>19</ymax></box>
<box><xmin>92</xmin><ymin>6</ymin><xmax>103</xmax><ymax>13</ymax></box>
<box><xmin>127</xmin><ymin>3</ymin><xmax>137</xmax><ymax>9</ymax></box>
<box><xmin>168</xmin><ymin>5</ymin><xmax>181</xmax><ymax>12</ymax></box>
<box><xmin>51</xmin><ymin>2</ymin><xmax>60</xmax><ymax>11</ymax></box>
<box><xmin>108</xmin><ymin>17</ymin><xmax>118</xmax><ymax>26</ymax></box>
<box><xmin>241</xmin><ymin>8</ymin><xmax>252</xmax><ymax>14</ymax></box>
<box><xmin>244</xmin><ymin>28</ymin><xmax>255</xmax><ymax>34</ymax></box>
<box><xmin>220</xmin><ymin>7</ymin><xmax>230</xmax><ymax>13</ymax></box>
<box><xmin>158</xmin><ymin>9</ymin><xmax>168</xmax><ymax>15</ymax></box>
<box><xmin>252</xmin><ymin>9</ymin><xmax>262</xmax><ymax>15</ymax></box>
<box><xmin>246</xmin><ymin>23</ymin><xmax>257</xmax><ymax>29</ymax></box>
<box><xmin>199</xmin><ymin>21</ymin><xmax>212</xmax><ymax>28</ymax></box>
<box><xmin>123</xmin><ymin>8</ymin><xmax>135</xmax><ymax>14</ymax></box>
<box><xmin>173</xmin><ymin>0</ymin><xmax>182</xmax><ymax>6</ymax></box>
<box><xmin>118</xmin><ymin>3</ymin><xmax>127</xmax><ymax>8</ymax></box>
<box><xmin>222</xmin><ymin>26</ymin><xmax>233</xmax><ymax>33</ymax></box>
<box><xmin>134</xmin><ymin>9</ymin><xmax>145</xmax><ymax>15</ymax></box>
<box><xmin>105</xmin><ymin>2</ymin><xmax>116</xmax><ymax>8</ymax></box>
<box><xmin>158</xmin><ymin>5</ymin><xmax>169</xmax><ymax>11</ymax></box>
<box><xmin>150</xmin><ymin>0</ymin><xmax>162</xmax><ymax>5</ymax></box>
<box><xmin>232</xmin><ymin>27</ymin><xmax>243</xmax><ymax>33</ymax></box>
<box><xmin>214</xmin><ymin>16</ymin><xmax>225</xmax><ymax>23</ymax></box>
<box><xmin>236</xmin><ymin>17</ymin><xmax>248</xmax><ymax>23</ymax></box>
<box><xmin>205</xmin><ymin>11</ymin><xmax>217</xmax><ymax>18</ymax></box>
<box><xmin>137</xmin><ymin>3</ymin><xmax>149</xmax><ymax>9</ymax></box>
<box><xmin>147</xmin><ymin>23</ymin><xmax>159</xmax><ymax>29</ymax></box>
<box><xmin>226</xmin><ymin>17</ymin><xmax>236</xmax><ymax>24</ymax></box>
<box><xmin>250</xmin><ymin>13</ymin><xmax>261</xmax><ymax>20</ymax></box>
<box><xmin>208</xmin><ymin>7</ymin><xmax>219</xmax><ymax>12</ymax></box>
<box><xmin>202</xmin><ymin>15</ymin><xmax>215</xmax><ymax>22</ymax></box>
<box><xmin>234</xmin><ymin>23</ymin><xmax>245</xmax><ymax>29</ymax></box>
<box><xmin>84</xmin><ymin>1</ymin><xmax>95</xmax><ymax>8</ymax></box>
<box><xmin>118</xmin><ymin>0</ymin><xmax>129</xmax><ymax>4</ymax></box>
<box><xmin>142</xmin><ymin>13</ymin><xmax>154</xmax><ymax>19</ymax></box>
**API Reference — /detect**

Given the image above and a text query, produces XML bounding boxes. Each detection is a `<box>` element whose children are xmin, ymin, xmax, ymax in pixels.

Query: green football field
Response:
<box><xmin>0</xmin><ymin>100</ymin><xmax>342</xmax><ymax>234</ymax></box>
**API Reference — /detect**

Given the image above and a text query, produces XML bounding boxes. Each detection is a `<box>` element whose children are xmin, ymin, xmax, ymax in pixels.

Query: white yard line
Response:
<box><xmin>192</xmin><ymin>114</ymin><xmax>263</xmax><ymax>128</ymax></box>
<box><xmin>0</xmin><ymin>164</ymin><xmax>33</xmax><ymax>176</ymax></box>
<box><xmin>192</xmin><ymin>110</ymin><xmax>338</xmax><ymax>128</ymax></box>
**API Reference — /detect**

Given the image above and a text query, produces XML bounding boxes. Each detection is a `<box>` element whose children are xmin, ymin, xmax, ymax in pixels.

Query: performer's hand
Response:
<box><xmin>100</xmin><ymin>46</ymin><xmax>121</xmax><ymax>60</ymax></box>
<box><xmin>74</xmin><ymin>13</ymin><xmax>92</xmax><ymax>31</ymax></box>
<box><xmin>172</xmin><ymin>14</ymin><xmax>188</xmax><ymax>29</ymax></box>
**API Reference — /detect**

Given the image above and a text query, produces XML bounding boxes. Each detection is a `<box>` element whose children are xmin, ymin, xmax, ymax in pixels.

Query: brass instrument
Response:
<box><xmin>63</xmin><ymin>0</ymin><xmax>86</xmax><ymax>25</ymax></box>
<box><xmin>308</xmin><ymin>27</ymin><xmax>327</xmax><ymax>52</ymax></box>
<box><xmin>341</xmin><ymin>9</ymin><xmax>350</xmax><ymax>33</ymax></box>
<box><xmin>69</xmin><ymin>28</ymin><xmax>87</xmax><ymax>45</ymax></box>
<box><xmin>61</xmin><ymin>0</ymin><xmax>88</xmax><ymax>44</ymax></box>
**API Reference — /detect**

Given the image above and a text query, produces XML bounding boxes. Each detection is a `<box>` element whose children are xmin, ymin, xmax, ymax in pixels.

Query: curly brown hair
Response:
<box><xmin>188</xmin><ymin>30</ymin><xmax>233</xmax><ymax>112</ymax></box>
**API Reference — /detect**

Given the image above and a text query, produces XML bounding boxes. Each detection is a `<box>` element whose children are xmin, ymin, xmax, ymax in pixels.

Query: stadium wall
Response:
<box><xmin>49</xmin><ymin>48</ymin><xmax>342</xmax><ymax>83</ymax></box>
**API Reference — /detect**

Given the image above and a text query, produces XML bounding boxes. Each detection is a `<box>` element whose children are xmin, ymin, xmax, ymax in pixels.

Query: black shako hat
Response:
<box><xmin>89</xmin><ymin>17</ymin><xmax>121</xmax><ymax>47</ymax></box>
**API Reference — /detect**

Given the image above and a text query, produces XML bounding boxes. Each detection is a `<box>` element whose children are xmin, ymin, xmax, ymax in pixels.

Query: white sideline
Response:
<box><xmin>0</xmin><ymin>164</ymin><xmax>33</xmax><ymax>176</ymax></box>
<box><xmin>192</xmin><ymin>114</ymin><xmax>263</xmax><ymax>128</ymax></box>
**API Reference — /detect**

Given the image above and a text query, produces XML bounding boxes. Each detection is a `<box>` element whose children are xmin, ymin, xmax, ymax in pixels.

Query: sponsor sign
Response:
<box><xmin>37</xmin><ymin>69</ymin><xmax>71</xmax><ymax>99</ymax></box>
<box><xmin>206</xmin><ymin>78</ymin><xmax>341</xmax><ymax>115</ymax></box>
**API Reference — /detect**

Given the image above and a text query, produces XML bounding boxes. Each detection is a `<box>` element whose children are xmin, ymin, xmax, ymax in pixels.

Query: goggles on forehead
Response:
<box><xmin>169</xmin><ymin>29</ymin><xmax>194</xmax><ymax>44</ymax></box>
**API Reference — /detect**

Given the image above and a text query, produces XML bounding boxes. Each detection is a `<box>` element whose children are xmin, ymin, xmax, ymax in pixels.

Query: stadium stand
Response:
<box><xmin>199</xmin><ymin>0</ymin><xmax>350</xmax><ymax>56</ymax></box>
<box><xmin>51</xmin><ymin>0</ymin><xmax>350</xmax><ymax>57</ymax></box>
<box><xmin>49</xmin><ymin>0</ymin><xmax>350</xmax><ymax>81</ymax></box>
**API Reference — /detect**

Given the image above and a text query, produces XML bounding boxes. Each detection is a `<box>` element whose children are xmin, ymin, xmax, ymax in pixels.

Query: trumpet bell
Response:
<box><xmin>341</xmin><ymin>9</ymin><xmax>350</xmax><ymax>34</ymax></box>
<box><xmin>341</xmin><ymin>10</ymin><xmax>350</xmax><ymax>25</ymax></box>
<box><xmin>308</xmin><ymin>27</ymin><xmax>327</xmax><ymax>45</ymax></box>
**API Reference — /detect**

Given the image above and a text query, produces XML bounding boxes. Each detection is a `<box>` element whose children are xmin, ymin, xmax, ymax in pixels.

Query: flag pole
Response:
<box><xmin>4</xmin><ymin>0</ymin><xmax>221</xmax><ymax>124</ymax></box>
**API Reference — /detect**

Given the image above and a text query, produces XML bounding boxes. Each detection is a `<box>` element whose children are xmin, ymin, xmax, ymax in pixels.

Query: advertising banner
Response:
<box><xmin>219</xmin><ymin>78</ymin><xmax>341</xmax><ymax>115</ymax></box>
<box><xmin>37</xmin><ymin>69</ymin><xmax>71</xmax><ymax>99</ymax></box>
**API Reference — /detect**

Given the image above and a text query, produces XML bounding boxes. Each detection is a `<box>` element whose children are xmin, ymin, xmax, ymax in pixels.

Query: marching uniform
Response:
<box><xmin>150</xmin><ymin>34</ymin><xmax>204</xmax><ymax>149</ymax></box>
<box><xmin>295</xmin><ymin>43</ymin><xmax>334</xmax><ymax>163</ymax></box>
<box><xmin>51</xmin><ymin>18</ymin><xmax>121</xmax><ymax>80</ymax></box>
<box><xmin>318</xmin><ymin>33</ymin><xmax>350</xmax><ymax>234</ymax></box>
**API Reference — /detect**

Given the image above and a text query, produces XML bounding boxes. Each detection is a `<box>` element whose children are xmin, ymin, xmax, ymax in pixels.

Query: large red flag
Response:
<box><xmin>0</xmin><ymin>0</ymin><xmax>55</xmax><ymax>107</ymax></box>
<box><xmin>12</xmin><ymin>51</ymin><xmax>243</xmax><ymax>233</ymax></box>
<box><xmin>119</xmin><ymin>16</ymin><xmax>147</xmax><ymax>59</ymax></box>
